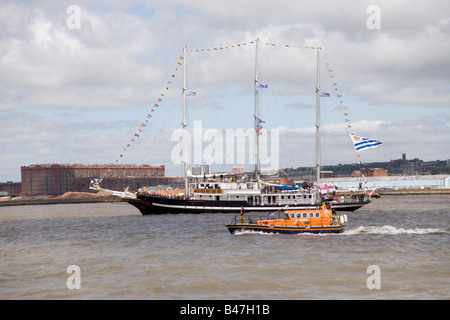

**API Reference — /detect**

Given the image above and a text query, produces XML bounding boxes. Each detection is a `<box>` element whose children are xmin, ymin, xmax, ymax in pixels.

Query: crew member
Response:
<box><xmin>240</xmin><ymin>207</ymin><xmax>246</xmax><ymax>223</ymax></box>
<box><xmin>332</xmin><ymin>208</ymin><xmax>337</xmax><ymax>224</ymax></box>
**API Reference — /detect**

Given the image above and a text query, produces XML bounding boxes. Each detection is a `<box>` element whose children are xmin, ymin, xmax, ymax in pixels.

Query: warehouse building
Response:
<box><xmin>21</xmin><ymin>164</ymin><xmax>181</xmax><ymax>196</ymax></box>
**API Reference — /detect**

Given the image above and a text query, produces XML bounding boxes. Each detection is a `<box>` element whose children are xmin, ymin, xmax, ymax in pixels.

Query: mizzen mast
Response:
<box><xmin>182</xmin><ymin>46</ymin><xmax>189</xmax><ymax>197</ymax></box>
<box><xmin>315</xmin><ymin>47</ymin><xmax>321</xmax><ymax>183</ymax></box>
<box><xmin>254</xmin><ymin>38</ymin><xmax>261</xmax><ymax>183</ymax></box>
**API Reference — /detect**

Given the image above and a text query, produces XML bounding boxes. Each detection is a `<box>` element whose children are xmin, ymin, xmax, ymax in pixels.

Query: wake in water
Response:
<box><xmin>231</xmin><ymin>226</ymin><xmax>447</xmax><ymax>236</ymax></box>
<box><xmin>344</xmin><ymin>225</ymin><xmax>447</xmax><ymax>235</ymax></box>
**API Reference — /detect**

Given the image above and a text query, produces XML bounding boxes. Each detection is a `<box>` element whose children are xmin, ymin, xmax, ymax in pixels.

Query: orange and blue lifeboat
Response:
<box><xmin>226</xmin><ymin>205</ymin><xmax>347</xmax><ymax>234</ymax></box>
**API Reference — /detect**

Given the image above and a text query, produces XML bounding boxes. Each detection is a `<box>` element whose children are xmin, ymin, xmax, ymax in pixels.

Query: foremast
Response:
<box><xmin>315</xmin><ymin>48</ymin><xmax>321</xmax><ymax>184</ymax></box>
<box><xmin>253</xmin><ymin>38</ymin><xmax>261</xmax><ymax>185</ymax></box>
<box><xmin>182</xmin><ymin>46</ymin><xmax>189</xmax><ymax>198</ymax></box>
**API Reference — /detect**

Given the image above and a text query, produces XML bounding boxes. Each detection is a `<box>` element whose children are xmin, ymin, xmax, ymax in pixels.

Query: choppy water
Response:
<box><xmin>1</xmin><ymin>194</ymin><xmax>449</xmax><ymax>300</ymax></box>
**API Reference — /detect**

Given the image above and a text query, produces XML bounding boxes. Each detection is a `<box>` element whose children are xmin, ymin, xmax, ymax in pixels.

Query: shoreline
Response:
<box><xmin>0</xmin><ymin>196</ymin><xmax>121</xmax><ymax>206</ymax></box>
<box><xmin>0</xmin><ymin>189</ymin><xmax>449</xmax><ymax>207</ymax></box>
<box><xmin>375</xmin><ymin>188</ymin><xmax>450</xmax><ymax>195</ymax></box>
<box><xmin>0</xmin><ymin>191</ymin><xmax>123</xmax><ymax>207</ymax></box>
<box><xmin>335</xmin><ymin>188</ymin><xmax>450</xmax><ymax>197</ymax></box>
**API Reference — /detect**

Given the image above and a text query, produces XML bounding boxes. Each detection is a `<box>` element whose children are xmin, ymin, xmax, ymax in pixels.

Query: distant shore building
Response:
<box><xmin>320</xmin><ymin>170</ymin><xmax>335</xmax><ymax>178</ymax></box>
<box><xmin>0</xmin><ymin>181</ymin><xmax>22</xmax><ymax>197</ymax></box>
<box><xmin>351</xmin><ymin>168</ymin><xmax>388</xmax><ymax>177</ymax></box>
<box><xmin>21</xmin><ymin>164</ymin><xmax>182</xmax><ymax>196</ymax></box>
<box><xmin>321</xmin><ymin>174</ymin><xmax>450</xmax><ymax>190</ymax></box>
<box><xmin>232</xmin><ymin>166</ymin><xmax>245</xmax><ymax>175</ymax></box>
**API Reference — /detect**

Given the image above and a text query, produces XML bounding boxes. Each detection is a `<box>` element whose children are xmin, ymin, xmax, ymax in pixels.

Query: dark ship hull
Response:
<box><xmin>123</xmin><ymin>194</ymin><xmax>369</xmax><ymax>215</ymax></box>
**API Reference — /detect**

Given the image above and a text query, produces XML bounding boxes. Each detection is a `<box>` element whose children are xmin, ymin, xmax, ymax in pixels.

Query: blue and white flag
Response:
<box><xmin>349</xmin><ymin>133</ymin><xmax>382</xmax><ymax>152</ymax></box>
<box><xmin>90</xmin><ymin>179</ymin><xmax>103</xmax><ymax>189</ymax></box>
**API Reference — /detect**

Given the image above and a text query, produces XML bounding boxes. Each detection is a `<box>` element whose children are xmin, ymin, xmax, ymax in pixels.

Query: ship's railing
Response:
<box><xmin>228</xmin><ymin>215</ymin><xmax>263</xmax><ymax>225</ymax></box>
<box><xmin>194</xmin><ymin>188</ymin><xmax>223</xmax><ymax>194</ymax></box>
<box><xmin>228</xmin><ymin>213</ymin><xmax>290</xmax><ymax>226</ymax></box>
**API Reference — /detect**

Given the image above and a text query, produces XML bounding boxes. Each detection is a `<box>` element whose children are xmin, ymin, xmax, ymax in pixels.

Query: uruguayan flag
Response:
<box><xmin>349</xmin><ymin>133</ymin><xmax>382</xmax><ymax>152</ymax></box>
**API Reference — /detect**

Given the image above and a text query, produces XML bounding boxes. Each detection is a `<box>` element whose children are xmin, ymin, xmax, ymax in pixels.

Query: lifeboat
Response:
<box><xmin>226</xmin><ymin>204</ymin><xmax>347</xmax><ymax>234</ymax></box>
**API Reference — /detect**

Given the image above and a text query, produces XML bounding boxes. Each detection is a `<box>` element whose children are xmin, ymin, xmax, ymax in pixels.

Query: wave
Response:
<box><xmin>231</xmin><ymin>225</ymin><xmax>447</xmax><ymax>236</ymax></box>
<box><xmin>344</xmin><ymin>225</ymin><xmax>447</xmax><ymax>235</ymax></box>
<box><xmin>233</xmin><ymin>230</ymin><xmax>276</xmax><ymax>236</ymax></box>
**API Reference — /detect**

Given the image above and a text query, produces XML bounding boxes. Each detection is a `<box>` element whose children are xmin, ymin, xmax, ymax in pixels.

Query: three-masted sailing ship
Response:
<box><xmin>92</xmin><ymin>39</ymin><xmax>371</xmax><ymax>214</ymax></box>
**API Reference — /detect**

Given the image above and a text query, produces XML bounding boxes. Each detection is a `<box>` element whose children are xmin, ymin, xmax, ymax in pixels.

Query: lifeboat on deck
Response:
<box><xmin>226</xmin><ymin>204</ymin><xmax>347</xmax><ymax>234</ymax></box>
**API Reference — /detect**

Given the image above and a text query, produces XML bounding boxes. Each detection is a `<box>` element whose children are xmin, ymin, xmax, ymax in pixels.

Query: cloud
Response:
<box><xmin>0</xmin><ymin>3</ymin><xmax>167</xmax><ymax>112</ymax></box>
<box><xmin>0</xmin><ymin>0</ymin><xmax>449</xmax><ymax>182</ymax></box>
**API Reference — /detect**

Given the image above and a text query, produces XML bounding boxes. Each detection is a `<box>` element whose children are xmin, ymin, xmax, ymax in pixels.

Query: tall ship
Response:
<box><xmin>92</xmin><ymin>39</ymin><xmax>372</xmax><ymax>214</ymax></box>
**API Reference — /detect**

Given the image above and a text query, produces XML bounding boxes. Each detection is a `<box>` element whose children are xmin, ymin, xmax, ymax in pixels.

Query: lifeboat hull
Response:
<box><xmin>226</xmin><ymin>224</ymin><xmax>344</xmax><ymax>234</ymax></box>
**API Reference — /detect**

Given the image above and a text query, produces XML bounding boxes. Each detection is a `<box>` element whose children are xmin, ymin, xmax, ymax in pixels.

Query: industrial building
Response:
<box><xmin>20</xmin><ymin>164</ymin><xmax>181</xmax><ymax>196</ymax></box>
<box><xmin>0</xmin><ymin>181</ymin><xmax>22</xmax><ymax>197</ymax></box>
<box><xmin>320</xmin><ymin>174</ymin><xmax>450</xmax><ymax>190</ymax></box>
<box><xmin>350</xmin><ymin>168</ymin><xmax>388</xmax><ymax>177</ymax></box>
<box><xmin>191</xmin><ymin>164</ymin><xmax>212</xmax><ymax>175</ymax></box>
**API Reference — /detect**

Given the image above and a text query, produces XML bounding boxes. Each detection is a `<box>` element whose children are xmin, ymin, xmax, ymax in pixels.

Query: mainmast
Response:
<box><xmin>182</xmin><ymin>46</ymin><xmax>189</xmax><ymax>197</ymax></box>
<box><xmin>315</xmin><ymin>48</ymin><xmax>321</xmax><ymax>183</ymax></box>
<box><xmin>254</xmin><ymin>38</ymin><xmax>260</xmax><ymax>183</ymax></box>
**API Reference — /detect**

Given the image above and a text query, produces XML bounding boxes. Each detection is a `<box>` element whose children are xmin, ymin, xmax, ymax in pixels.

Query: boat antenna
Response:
<box><xmin>254</xmin><ymin>38</ymin><xmax>260</xmax><ymax>184</ymax></box>
<box><xmin>182</xmin><ymin>46</ymin><xmax>189</xmax><ymax>198</ymax></box>
<box><xmin>315</xmin><ymin>47</ymin><xmax>321</xmax><ymax>184</ymax></box>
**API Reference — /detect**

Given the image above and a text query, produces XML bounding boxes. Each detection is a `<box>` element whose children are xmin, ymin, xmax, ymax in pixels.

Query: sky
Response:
<box><xmin>1</xmin><ymin>0</ymin><xmax>449</xmax><ymax>182</ymax></box>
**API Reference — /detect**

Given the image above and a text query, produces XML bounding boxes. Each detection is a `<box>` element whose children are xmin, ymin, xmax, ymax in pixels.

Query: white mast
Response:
<box><xmin>254</xmin><ymin>38</ymin><xmax>260</xmax><ymax>183</ymax></box>
<box><xmin>182</xmin><ymin>46</ymin><xmax>189</xmax><ymax>197</ymax></box>
<box><xmin>315</xmin><ymin>48</ymin><xmax>321</xmax><ymax>183</ymax></box>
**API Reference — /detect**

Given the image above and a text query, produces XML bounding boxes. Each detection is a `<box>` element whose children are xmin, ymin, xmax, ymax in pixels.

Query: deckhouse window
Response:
<box><xmin>290</xmin><ymin>213</ymin><xmax>295</xmax><ymax>219</ymax></box>
<box><xmin>297</xmin><ymin>213</ymin><xmax>301</xmax><ymax>218</ymax></box>
<box><xmin>303</xmin><ymin>212</ymin><xmax>308</xmax><ymax>218</ymax></box>
<box><xmin>309</xmin><ymin>212</ymin><xmax>314</xmax><ymax>218</ymax></box>
<box><xmin>315</xmin><ymin>212</ymin><xmax>320</xmax><ymax>218</ymax></box>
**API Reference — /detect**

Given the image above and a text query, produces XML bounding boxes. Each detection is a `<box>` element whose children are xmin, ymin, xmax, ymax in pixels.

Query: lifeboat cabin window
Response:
<box><xmin>309</xmin><ymin>212</ymin><xmax>314</xmax><ymax>218</ymax></box>
<box><xmin>290</xmin><ymin>213</ymin><xmax>295</xmax><ymax>219</ymax></box>
<box><xmin>296</xmin><ymin>213</ymin><xmax>301</xmax><ymax>218</ymax></box>
<box><xmin>315</xmin><ymin>212</ymin><xmax>320</xmax><ymax>218</ymax></box>
<box><xmin>303</xmin><ymin>212</ymin><xmax>308</xmax><ymax>218</ymax></box>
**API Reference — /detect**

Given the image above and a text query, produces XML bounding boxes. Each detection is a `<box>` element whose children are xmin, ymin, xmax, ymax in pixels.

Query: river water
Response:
<box><xmin>0</xmin><ymin>194</ymin><xmax>448</xmax><ymax>300</ymax></box>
